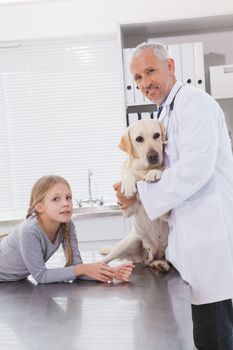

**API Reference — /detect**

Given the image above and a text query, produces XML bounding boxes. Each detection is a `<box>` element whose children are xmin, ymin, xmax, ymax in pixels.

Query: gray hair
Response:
<box><xmin>131</xmin><ymin>42</ymin><xmax>169</xmax><ymax>63</ymax></box>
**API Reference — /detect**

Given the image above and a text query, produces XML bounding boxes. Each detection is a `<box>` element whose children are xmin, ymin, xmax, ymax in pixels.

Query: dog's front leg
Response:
<box><xmin>100</xmin><ymin>229</ymin><xmax>142</xmax><ymax>264</ymax></box>
<box><xmin>121</xmin><ymin>168</ymin><xmax>137</xmax><ymax>198</ymax></box>
<box><xmin>149</xmin><ymin>259</ymin><xmax>170</xmax><ymax>272</ymax></box>
<box><xmin>143</xmin><ymin>169</ymin><xmax>162</xmax><ymax>182</ymax></box>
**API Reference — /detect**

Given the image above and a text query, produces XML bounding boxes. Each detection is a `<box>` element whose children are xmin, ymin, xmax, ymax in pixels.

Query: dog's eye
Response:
<box><xmin>153</xmin><ymin>132</ymin><xmax>160</xmax><ymax>139</ymax></box>
<box><xmin>136</xmin><ymin>136</ymin><xmax>144</xmax><ymax>143</ymax></box>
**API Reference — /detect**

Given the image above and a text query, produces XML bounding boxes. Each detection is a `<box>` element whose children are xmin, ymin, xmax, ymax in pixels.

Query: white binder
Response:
<box><xmin>193</xmin><ymin>42</ymin><xmax>206</xmax><ymax>90</ymax></box>
<box><xmin>181</xmin><ymin>42</ymin><xmax>196</xmax><ymax>87</ymax></box>
<box><xmin>134</xmin><ymin>80</ymin><xmax>144</xmax><ymax>105</ymax></box>
<box><xmin>123</xmin><ymin>48</ymin><xmax>135</xmax><ymax>106</ymax></box>
<box><xmin>168</xmin><ymin>44</ymin><xmax>183</xmax><ymax>82</ymax></box>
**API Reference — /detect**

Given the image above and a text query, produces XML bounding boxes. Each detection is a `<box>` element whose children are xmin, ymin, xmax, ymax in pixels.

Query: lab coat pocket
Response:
<box><xmin>175</xmin><ymin>193</ymin><xmax>225</xmax><ymax>248</ymax></box>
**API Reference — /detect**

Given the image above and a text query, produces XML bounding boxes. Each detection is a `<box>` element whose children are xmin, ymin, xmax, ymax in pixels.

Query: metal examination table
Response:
<box><xmin>0</xmin><ymin>253</ymin><xmax>194</xmax><ymax>350</ymax></box>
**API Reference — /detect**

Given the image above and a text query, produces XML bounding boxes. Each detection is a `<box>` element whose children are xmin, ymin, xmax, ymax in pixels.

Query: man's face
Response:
<box><xmin>130</xmin><ymin>49</ymin><xmax>175</xmax><ymax>106</ymax></box>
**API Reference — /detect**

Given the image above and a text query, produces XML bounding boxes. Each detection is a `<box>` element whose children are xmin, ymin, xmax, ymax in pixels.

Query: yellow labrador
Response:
<box><xmin>99</xmin><ymin>119</ymin><xmax>170</xmax><ymax>272</ymax></box>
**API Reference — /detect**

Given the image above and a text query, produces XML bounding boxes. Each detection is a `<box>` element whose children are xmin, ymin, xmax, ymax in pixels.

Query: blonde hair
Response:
<box><xmin>26</xmin><ymin>175</ymin><xmax>72</xmax><ymax>267</ymax></box>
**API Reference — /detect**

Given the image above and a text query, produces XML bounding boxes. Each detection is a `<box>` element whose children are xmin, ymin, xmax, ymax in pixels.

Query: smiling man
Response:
<box><xmin>115</xmin><ymin>42</ymin><xmax>233</xmax><ymax>350</ymax></box>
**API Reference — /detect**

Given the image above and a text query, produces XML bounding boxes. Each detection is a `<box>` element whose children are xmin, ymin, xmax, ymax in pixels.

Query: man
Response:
<box><xmin>115</xmin><ymin>42</ymin><xmax>233</xmax><ymax>349</ymax></box>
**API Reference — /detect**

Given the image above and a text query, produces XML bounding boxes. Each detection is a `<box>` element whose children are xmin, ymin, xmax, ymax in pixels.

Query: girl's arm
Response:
<box><xmin>74</xmin><ymin>262</ymin><xmax>135</xmax><ymax>283</ymax></box>
<box><xmin>19</xmin><ymin>224</ymin><xmax>76</xmax><ymax>283</ymax></box>
<box><xmin>19</xmin><ymin>221</ymin><xmax>134</xmax><ymax>284</ymax></box>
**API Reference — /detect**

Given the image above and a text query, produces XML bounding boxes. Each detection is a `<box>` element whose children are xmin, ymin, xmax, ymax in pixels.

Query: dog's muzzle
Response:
<box><xmin>147</xmin><ymin>150</ymin><xmax>159</xmax><ymax>165</ymax></box>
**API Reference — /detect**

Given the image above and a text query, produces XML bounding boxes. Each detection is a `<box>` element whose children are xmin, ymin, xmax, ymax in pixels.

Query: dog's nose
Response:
<box><xmin>147</xmin><ymin>150</ymin><xmax>159</xmax><ymax>164</ymax></box>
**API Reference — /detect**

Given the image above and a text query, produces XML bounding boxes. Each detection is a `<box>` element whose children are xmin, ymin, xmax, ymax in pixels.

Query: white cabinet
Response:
<box><xmin>209</xmin><ymin>65</ymin><xmax>233</xmax><ymax>99</ymax></box>
<box><xmin>72</xmin><ymin>214</ymin><xmax>131</xmax><ymax>250</ymax></box>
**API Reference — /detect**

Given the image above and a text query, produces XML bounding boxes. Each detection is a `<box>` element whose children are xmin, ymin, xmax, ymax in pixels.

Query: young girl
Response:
<box><xmin>0</xmin><ymin>175</ymin><xmax>134</xmax><ymax>284</ymax></box>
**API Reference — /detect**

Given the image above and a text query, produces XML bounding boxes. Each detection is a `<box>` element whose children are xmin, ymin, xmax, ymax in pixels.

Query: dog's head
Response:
<box><xmin>119</xmin><ymin>119</ymin><xmax>166</xmax><ymax>168</ymax></box>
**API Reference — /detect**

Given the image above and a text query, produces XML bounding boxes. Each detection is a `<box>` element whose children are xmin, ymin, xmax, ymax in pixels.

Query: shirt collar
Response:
<box><xmin>161</xmin><ymin>80</ymin><xmax>183</xmax><ymax>109</ymax></box>
<box><xmin>158</xmin><ymin>81</ymin><xmax>183</xmax><ymax>121</ymax></box>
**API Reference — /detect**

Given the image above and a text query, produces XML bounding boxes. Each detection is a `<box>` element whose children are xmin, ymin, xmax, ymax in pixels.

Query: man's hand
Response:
<box><xmin>113</xmin><ymin>182</ymin><xmax>137</xmax><ymax>210</ymax></box>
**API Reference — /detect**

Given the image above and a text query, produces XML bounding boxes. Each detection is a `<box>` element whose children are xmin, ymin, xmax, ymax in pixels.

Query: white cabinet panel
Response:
<box><xmin>209</xmin><ymin>65</ymin><xmax>233</xmax><ymax>99</ymax></box>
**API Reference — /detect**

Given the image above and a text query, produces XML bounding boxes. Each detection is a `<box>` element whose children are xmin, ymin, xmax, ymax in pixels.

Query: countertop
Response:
<box><xmin>0</xmin><ymin>252</ymin><xmax>194</xmax><ymax>350</ymax></box>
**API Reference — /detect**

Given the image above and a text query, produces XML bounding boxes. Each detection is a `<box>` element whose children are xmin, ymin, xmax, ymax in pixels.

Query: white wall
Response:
<box><xmin>0</xmin><ymin>0</ymin><xmax>233</xmax><ymax>41</ymax></box>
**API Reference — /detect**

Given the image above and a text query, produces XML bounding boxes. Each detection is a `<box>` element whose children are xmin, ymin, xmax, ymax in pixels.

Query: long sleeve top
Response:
<box><xmin>0</xmin><ymin>216</ymin><xmax>82</xmax><ymax>283</ymax></box>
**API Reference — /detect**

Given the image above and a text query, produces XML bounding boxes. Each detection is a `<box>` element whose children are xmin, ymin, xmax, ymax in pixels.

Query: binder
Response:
<box><xmin>133</xmin><ymin>80</ymin><xmax>144</xmax><ymax>105</ymax></box>
<box><xmin>194</xmin><ymin>42</ymin><xmax>206</xmax><ymax>90</ymax></box>
<box><xmin>123</xmin><ymin>48</ymin><xmax>135</xmax><ymax>106</ymax></box>
<box><xmin>181</xmin><ymin>42</ymin><xmax>195</xmax><ymax>87</ymax></box>
<box><xmin>168</xmin><ymin>44</ymin><xmax>183</xmax><ymax>82</ymax></box>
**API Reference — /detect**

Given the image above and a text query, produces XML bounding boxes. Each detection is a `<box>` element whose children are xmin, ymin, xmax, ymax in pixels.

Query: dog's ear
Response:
<box><xmin>118</xmin><ymin>128</ymin><xmax>136</xmax><ymax>157</ymax></box>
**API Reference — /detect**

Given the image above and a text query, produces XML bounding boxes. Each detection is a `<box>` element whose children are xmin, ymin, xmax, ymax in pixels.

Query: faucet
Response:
<box><xmin>88</xmin><ymin>169</ymin><xmax>93</xmax><ymax>202</ymax></box>
<box><xmin>76</xmin><ymin>169</ymin><xmax>104</xmax><ymax>207</ymax></box>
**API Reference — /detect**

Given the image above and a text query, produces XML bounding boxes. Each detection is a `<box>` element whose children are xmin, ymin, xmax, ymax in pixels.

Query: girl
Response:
<box><xmin>0</xmin><ymin>175</ymin><xmax>134</xmax><ymax>284</ymax></box>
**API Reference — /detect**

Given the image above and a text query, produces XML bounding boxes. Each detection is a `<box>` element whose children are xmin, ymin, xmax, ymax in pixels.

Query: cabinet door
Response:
<box><xmin>73</xmin><ymin>215</ymin><xmax>131</xmax><ymax>250</ymax></box>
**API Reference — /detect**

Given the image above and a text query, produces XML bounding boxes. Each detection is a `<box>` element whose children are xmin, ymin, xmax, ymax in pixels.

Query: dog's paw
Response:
<box><xmin>121</xmin><ymin>176</ymin><xmax>137</xmax><ymax>198</ymax></box>
<box><xmin>98</xmin><ymin>246</ymin><xmax>112</xmax><ymax>255</ymax></box>
<box><xmin>143</xmin><ymin>169</ymin><xmax>162</xmax><ymax>183</ymax></box>
<box><xmin>149</xmin><ymin>259</ymin><xmax>170</xmax><ymax>272</ymax></box>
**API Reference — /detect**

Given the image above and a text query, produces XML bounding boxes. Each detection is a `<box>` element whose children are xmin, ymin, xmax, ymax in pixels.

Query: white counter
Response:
<box><xmin>0</xmin><ymin>205</ymin><xmax>131</xmax><ymax>250</ymax></box>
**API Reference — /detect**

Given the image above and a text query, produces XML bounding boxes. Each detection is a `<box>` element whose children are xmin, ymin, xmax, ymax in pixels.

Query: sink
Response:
<box><xmin>72</xmin><ymin>204</ymin><xmax>121</xmax><ymax>218</ymax></box>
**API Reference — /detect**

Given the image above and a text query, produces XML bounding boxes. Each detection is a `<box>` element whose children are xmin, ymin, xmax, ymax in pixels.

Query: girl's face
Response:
<box><xmin>36</xmin><ymin>182</ymin><xmax>73</xmax><ymax>224</ymax></box>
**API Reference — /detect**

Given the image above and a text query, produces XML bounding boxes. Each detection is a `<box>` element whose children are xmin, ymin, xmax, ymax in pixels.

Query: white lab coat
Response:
<box><xmin>137</xmin><ymin>81</ymin><xmax>233</xmax><ymax>305</ymax></box>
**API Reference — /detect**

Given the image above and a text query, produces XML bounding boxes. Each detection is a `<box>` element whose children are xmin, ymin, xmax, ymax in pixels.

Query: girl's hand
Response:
<box><xmin>75</xmin><ymin>262</ymin><xmax>115</xmax><ymax>283</ymax></box>
<box><xmin>113</xmin><ymin>263</ymin><xmax>135</xmax><ymax>282</ymax></box>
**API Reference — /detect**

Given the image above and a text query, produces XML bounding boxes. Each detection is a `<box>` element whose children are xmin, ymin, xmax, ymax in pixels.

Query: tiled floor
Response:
<box><xmin>0</xmin><ymin>251</ymin><xmax>194</xmax><ymax>350</ymax></box>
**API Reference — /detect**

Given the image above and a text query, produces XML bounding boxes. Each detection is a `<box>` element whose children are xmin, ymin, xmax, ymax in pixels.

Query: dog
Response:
<box><xmin>99</xmin><ymin>119</ymin><xmax>170</xmax><ymax>272</ymax></box>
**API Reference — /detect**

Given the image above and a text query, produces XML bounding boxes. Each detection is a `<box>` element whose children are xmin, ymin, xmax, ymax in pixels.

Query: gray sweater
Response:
<box><xmin>0</xmin><ymin>216</ymin><xmax>83</xmax><ymax>283</ymax></box>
